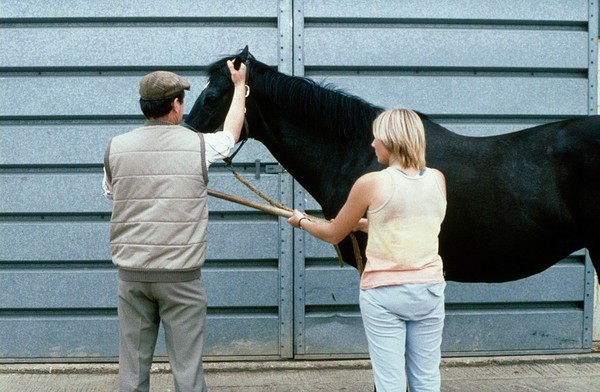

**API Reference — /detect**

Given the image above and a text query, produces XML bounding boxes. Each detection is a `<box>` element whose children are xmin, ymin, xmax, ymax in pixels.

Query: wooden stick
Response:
<box><xmin>208</xmin><ymin>188</ymin><xmax>293</xmax><ymax>218</ymax></box>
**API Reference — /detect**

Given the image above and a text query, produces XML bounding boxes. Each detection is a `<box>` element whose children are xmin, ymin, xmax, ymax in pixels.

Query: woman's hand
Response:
<box><xmin>287</xmin><ymin>209</ymin><xmax>306</xmax><ymax>229</ymax></box>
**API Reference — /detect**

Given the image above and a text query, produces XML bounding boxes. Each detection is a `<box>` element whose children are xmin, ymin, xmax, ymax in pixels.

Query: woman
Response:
<box><xmin>288</xmin><ymin>108</ymin><xmax>447</xmax><ymax>392</ymax></box>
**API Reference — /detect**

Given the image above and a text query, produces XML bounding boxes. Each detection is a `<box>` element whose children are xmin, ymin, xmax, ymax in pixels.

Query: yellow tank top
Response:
<box><xmin>361</xmin><ymin>167</ymin><xmax>447</xmax><ymax>289</ymax></box>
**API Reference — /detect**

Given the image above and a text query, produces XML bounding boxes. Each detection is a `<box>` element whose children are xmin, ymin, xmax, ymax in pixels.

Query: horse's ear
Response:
<box><xmin>240</xmin><ymin>45</ymin><xmax>249</xmax><ymax>62</ymax></box>
<box><xmin>233</xmin><ymin>56</ymin><xmax>242</xmax><ymax>70</ymax></box>
<box><xmin>233</xmin><ymin>46</ymin><xmax>249</xmax><ymax>70</ymax></box>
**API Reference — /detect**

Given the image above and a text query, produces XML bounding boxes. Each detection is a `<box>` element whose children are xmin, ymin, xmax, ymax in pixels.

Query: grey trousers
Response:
<box><xmin>118</xmin><ymin>278</ymin><xmax>208</xmax><ymax>392</ymax></box>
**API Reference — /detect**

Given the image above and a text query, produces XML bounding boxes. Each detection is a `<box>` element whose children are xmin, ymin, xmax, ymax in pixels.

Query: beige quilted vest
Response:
<box><xmin>105</xmin><ymin>121</ymin><xmax>208</xmax><ymax>282</ymax></box>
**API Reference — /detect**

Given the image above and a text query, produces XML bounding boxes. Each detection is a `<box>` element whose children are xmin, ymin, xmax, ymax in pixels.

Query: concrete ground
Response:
<box><xmin>1</xmin><ymin>353</ymin><xmax>600</xmax><ymax>391</ymax></box>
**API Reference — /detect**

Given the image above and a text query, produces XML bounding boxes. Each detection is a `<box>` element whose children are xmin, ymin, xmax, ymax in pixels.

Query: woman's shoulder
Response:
<box><xmin>352</xmin><ymin>169</ymin><xmax>394</xmax><ymax>210</ymax></box>
<box><xmin>357</xmin><ymin>169</ymin><xmax>391</xmax><ymax>185</ymax></box>
<box><xmin>353</xmin><ymin>169</ymin><xmax>393</xmax><ymax>198</ymax></box>
<box><xmin>426</xmin><ymin>167</ymin><xmax>447</xmax><ymax>196</ymax></box>
<box><xmin>427</xmin><ymin>167</ymin><xmax>445</xmax><ymax>181</ymax></box>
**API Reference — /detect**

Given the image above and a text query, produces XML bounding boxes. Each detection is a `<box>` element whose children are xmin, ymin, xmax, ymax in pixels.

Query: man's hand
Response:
<box><xmin>227</xmin><ymin>60</ymin><xmax>246</xmax><ymax>88</ymax></box>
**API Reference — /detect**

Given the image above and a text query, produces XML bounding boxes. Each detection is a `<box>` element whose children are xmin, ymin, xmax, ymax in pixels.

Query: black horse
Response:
<box><xmin>186</xmin><ymin>47</ymin><xmax>600</xmax><ymax>283</ymax></box>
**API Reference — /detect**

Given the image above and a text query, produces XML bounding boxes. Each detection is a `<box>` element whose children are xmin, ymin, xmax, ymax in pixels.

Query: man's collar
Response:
<box><xmin>144</xmin><ymin>119</ymin><xmax>177</xmax><ymax>127</ymax></box>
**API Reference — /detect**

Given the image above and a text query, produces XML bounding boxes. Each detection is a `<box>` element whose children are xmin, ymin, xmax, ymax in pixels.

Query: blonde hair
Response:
<box><xmin>372</xmin><ymin>108</ymin><xmax>426</xmax><ymax>170</ymax></box>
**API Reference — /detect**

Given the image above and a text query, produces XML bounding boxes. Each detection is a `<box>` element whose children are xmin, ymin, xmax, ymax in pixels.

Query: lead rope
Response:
<box><xmin>229</xmin><ymin>167</ymin><xmax>364</xmax><ymax>273</ymax></box>
<box><xmin>230</xmin><ymin>170</ymin><xmax>290</xmax><ymax>212</ymax></box>
<box><xmin>350</xmin><ymin>233</ymin><xmax>365</xmax><ymax>275</ymax></box>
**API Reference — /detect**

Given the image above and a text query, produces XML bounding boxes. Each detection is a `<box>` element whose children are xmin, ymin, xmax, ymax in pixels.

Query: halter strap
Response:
<box><xmin>222</xmin><ymin>81</ymin><xmax>251</xmax><ymax>165</ymax></box>
<box><xmin>222</xmin><ymin>117</ymin><xmax>249</xmax><ymax>166</ymax></box>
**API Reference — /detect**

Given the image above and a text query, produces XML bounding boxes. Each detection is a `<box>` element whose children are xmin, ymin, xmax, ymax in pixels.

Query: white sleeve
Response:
<box><xmin>203</xmin><ymin>131</ymin><xmax>236</xmax><ymax>167</ymax></box>
<box><xmin>102</xmin><ymin>167</ymin><xmax>113</xmax><ymax>200</ymax></box>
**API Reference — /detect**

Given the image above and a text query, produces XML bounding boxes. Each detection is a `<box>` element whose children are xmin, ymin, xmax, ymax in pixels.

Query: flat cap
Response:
<box><xmin>139</xmin><ymin>71</ymin><xmax>190</xmax><ymax>100</ymax></box>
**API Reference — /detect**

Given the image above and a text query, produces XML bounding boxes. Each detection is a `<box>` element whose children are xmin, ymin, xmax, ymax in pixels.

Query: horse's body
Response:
<box><xmin>186</xmin><ymin>48</ymin><xmax>600</xmax><ymax>283</ymax></box>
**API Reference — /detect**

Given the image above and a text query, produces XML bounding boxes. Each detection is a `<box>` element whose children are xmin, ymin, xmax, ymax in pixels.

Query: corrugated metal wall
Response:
<box><xmin>292</xmin><ymin>0</ymin><xmax>597</xmax><ymax>357</ymax></box>
<box><xmin>0</xmin><ymin>0</ymin><xmax>596</xmax><ymax>362</ymax></box>
<box><xmin>0</xmin><ymin>0</ymin><xmax>295</xmax><ymax>361</ymax></box>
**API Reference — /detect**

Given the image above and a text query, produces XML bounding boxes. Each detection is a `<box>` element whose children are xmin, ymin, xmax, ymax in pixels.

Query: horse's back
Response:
<box><xmin>553</xmin><ymin>116</ymin><xmax>600</xmax><ymax>269</ymax></box>
<box><xmin>429</xmin><ymin>115</ymin><xmax>600</xmax><ymax>282</ymax></box>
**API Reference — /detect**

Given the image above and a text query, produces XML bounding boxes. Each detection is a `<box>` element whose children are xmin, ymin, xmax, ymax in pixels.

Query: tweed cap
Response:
<box><xmin>139</xmin><ymin>71</ymin><xmax>190</xmax><ymax>100</ymax></box>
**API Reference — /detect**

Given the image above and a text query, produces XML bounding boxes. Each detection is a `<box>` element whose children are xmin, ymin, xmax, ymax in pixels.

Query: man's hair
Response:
<box><xmin>372</xmin><ymin>108</ymin><xmax>426</xmax><ymax>170</ymax></box>
<box><xmin>139</xmin><ymin>90</ymin><xmax>185</xmax><ymax>119</ymax></box>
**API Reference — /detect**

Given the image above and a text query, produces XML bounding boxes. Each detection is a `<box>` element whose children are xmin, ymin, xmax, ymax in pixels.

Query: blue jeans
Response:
<box><xmin>359</xmin><ymin>282</ymin><xmax>446</xmax><ymax>392</ymax></box>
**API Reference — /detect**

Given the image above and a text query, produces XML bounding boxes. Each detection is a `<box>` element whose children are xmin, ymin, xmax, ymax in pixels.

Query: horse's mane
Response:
<box><xmin>208</xmin><ymin>53</ymin><xmax>384</xmax><ymax>143</ymax></box>
<box><xmin>255</xmin><ymin>59</ymin><xmax>384</xmax><ymax>142</ymax></box>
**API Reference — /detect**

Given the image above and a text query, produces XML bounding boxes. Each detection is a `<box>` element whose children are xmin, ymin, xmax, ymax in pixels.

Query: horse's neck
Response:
<box><xmin>249</xmin><ymin>68</ymin><xmax>380</xmax><ymax>215</ymax></box>
<box><xmin>251</xmin><ymin>114</ymin><xmax>330</xmax><ymax>196</ymax></box>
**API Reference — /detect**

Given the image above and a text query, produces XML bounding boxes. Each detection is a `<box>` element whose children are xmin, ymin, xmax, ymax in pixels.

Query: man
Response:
<box><xmin>103</xmin><ymin>61</ymin><xmax>246</xmax><ymax>391</ymax></box>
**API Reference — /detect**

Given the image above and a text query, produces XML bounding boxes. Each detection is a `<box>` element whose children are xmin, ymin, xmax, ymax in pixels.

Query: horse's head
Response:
<box><xmin>185</xmin><ymin>46</ymin><xmax>250</xmax><ymax>133</ymax></box>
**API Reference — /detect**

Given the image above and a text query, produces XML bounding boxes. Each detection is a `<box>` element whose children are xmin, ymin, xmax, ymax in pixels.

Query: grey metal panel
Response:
<box><xmin>1</xmin><ymin>0</ymin><xmax>596</xmax><ymax>362</ymax></box>
<box><xmin>0</xmin><ymin>0</ymin><xmax>293</xmax><ymax>361</ymax></box>
<box><xmin>437</xmin><ymin>120</ymin><xmax>565</xmax><ymax>137</ymax></box>
<box><xmin>0</xmin><ymin>221</ymin><xmax>110</xmax><ymax>261</ymax></box>
<box><xmin>204</xmin><ymin>316</ymin><xmax>281</xmax><ymax>357</ymax></box>
<box><xmin>2</xmin><ymin>75</ymin><xmax>204</xmax><ymax>117</ymax></box>
<box><xmin>302</xmin><ymin>312</ymin><xmax>367</xmax><ymax>356</ymax></box>
<box><xmin>304</xmin><ymin>28</ymin><xmax>587</xmax><ymax>70</ymax></box>
<box><xmin>293</xmin><ymin>0</ymin><xmax>596</xmax><ymax>358</ymax></box>
<box><xmin>305</xmin><ymin>75</ymin><xmax>589</xmax><ymax>116</ymax></box>
<box><xmin>0</xmin><ymin>125</ymin><xmax>133</xmax><ymax>165</ymax></box>
<box><xmin>0</xmin><ymin>221</ymin><xmax>279</xmax><ymax>261</ymax></box>
<box><xmin>442</xmin><ymin>310</ymin><xmax>586</xmax><ymax>354</ymax></box>
<box><xmin>0</xmin><ymin>220</ymin><xmax>286</xmax><ymax>360</ymax></box>
<box><xmin>205</xmin><ymin>267</ymin><xmax>280</xmax><ymax>307</ymax></box>
<box><xmin>0</xmin><ymin>317</ymin><xmax>119</xmax><ymax>359</ymax></box>
<box><xmin>4</xmin><ymin>0</ymin><xmax>276</xmax><ymax>19</ymax></box>
<box><xmin>3</xmin><ymin>73</ymin><xmax>588</xmax><ymax>118</ymax></box>
<box><xmin>303</xmin><ymin>0</ymin><xmax>588</xmax><ymax>22</ymax></box>
<box><xmin>0</xmin><ymin>125</ymin><xmax>273</xmax><ymax>165</ymax></box>
<box><xmin>302</xmin><ymin>312</ymin><xmax>586</xmax><ymax>357</ymax></box>
<box><xmin>0</xmin><ymin>172</ymin><xmax>281</xmax><ymax>213</ymax></box>
<box><xmin>1</xmin><ymin>172</ymin><xmax>110</xmax><ymax>213</ymax></box>
<box><xmin>302</xmin><ymin>310</ymin><xmax>587</xmax><ymax>356</ymax></box>
<box><xmin>0</xmin><ymin>268</ymin><xmax>279</xmax><ymax>309</ymax></box>
<box><xmin>1</xmin><ymin>75</ymin><xmax>201</xmax><ymax>117</ymax></box>
<box><xmin>303</xmin><ymin>260</ymin><xmax>587</xmax><ymax>307</ymax></box>
<box><xmin>299</xmin><ymin>257</ymin><xmax>589</xmax><ymax>357</ymax></box>
<box><xmin>0</xmin><ymin>269</ymin><xmax>116</xmax><ymax>308</ymax></box>
<box><xmin>0</xmin><ymin>167</ymin><xmax>290</xmax><ymax>361</ymax></box>
<box><xmin>0</xmin><ymin>315</ymin><xmax>282</xmax><ymax>359</ymax></box>
<box><xmin>1</xmin><ymin>27</ymin><xmax>277</xmax><ymax>68</ymax></box>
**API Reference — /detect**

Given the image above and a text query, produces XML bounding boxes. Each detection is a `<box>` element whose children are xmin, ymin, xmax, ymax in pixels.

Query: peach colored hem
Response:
<box><xmin>360</xmin><ymin>263</ymin><xmax>444</xmax><ymax>290</ymax></box>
